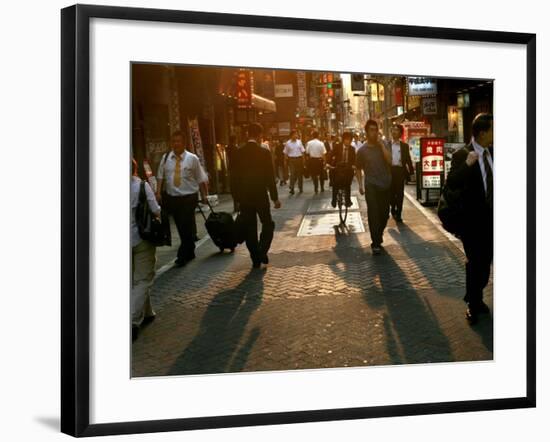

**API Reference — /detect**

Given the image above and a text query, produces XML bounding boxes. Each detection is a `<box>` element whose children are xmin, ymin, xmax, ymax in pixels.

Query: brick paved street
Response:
<box><xmin>132</xmin><ymin>180</ymin><xmax>493</xmax><ymax>377</ymax></box>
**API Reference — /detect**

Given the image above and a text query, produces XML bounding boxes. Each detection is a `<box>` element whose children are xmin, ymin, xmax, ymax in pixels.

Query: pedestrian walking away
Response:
<box><xmin>232</xmin><ymin>123</ymin><xmax>282</xmax><ymax>269</ymax></box>
<box><xmin>131</xmin><ymin>158</ymin><xmax>161</xmax><ymax>341</ymax></box>
<box><xmin>327</xmin><ymin>131</ymin><xmax>361</xmax><ymax>208</ymax></box>
<box><xmin>355</xmin><ymin>119</ymin><xmax>392</xmax><ymax>255</ymax></box>
<box><xmin>305</xmin><ymin>130</ymin><xmax>327</xmax><ymax>193</ymax></box>
<box><xmin>446</xmin><ymin>113</ymin><xmax>493</xmax><ymax>325</ymax></box>
<box><xmin>284</xmin><ymin>129</ymin><xmax>305</xmax><ymax>194</ymax></box>
<box><xmin>156</xmin><ymin>130</ymin><xmax>209</xmax><ymax>267</ymax></box>
<box><xmin>387</xmin><ymin>124</ymin><xmax>414</xmax><ymax>222</ymax></box>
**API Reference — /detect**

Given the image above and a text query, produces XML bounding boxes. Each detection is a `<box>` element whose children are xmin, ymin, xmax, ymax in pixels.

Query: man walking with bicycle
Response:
<box><xmin>327</xmin><ymin>131</ymin><xmax>362</xmax><ymax>209</ymax></box>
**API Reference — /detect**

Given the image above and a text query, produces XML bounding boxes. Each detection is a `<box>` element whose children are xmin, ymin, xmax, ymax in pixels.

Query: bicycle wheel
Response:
<box><xmin>337</xmin><ymin>189</ymin><xmax>348</xmax><ymax>225</ymax></box>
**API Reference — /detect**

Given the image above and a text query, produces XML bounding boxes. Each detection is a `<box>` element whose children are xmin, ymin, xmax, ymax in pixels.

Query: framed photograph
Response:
<box><xmin>61</xmin><ymin>4</ymin><xmax>536</xmax><ymax>437</ymax></box>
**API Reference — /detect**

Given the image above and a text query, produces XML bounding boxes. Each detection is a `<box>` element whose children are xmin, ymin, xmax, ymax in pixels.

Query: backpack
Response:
<box><xmin>135</xmin><ymin>181</ymin><xmax>171</xmax><ymax>246</ymax></box>
<box><xmin>437</xmin><ymin>183</ymin><xmax>464</xmax><ymax>237</ymax></box>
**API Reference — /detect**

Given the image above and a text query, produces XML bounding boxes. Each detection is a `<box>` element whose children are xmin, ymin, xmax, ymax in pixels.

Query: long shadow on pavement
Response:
<box><xmin>389</xmin><ymin>224</ymin><xmax>493</xmax><ymax>353</ymax></box>
<box><xmin>167</xmin><ymin>269</ymin><xmax>265</xmax><ymax>375</ymax></box>
<box><xmin>330</xmin><ymin>230</ymin><xmax>455</xmax><ymax>365</ymax></box>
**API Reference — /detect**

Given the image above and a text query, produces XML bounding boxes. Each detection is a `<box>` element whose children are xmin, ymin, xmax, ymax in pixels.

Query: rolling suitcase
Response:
<box><xmin>198</xmin><ymin>200</ymin><xmax>238</xmax><ymax>252</ymax></box>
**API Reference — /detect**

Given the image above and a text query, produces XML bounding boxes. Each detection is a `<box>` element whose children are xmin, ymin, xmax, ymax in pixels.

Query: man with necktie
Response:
<box><xmin>387</xmin><ymin>124</ymin><xmax>414</xmax><ymax>222</ymax></box>
<box><xmin>156</xmin><ymin>131</ymin><xmax>209</xmax><ymax>267</ymax></box>
<box><xmin>446</xmin><ymin>113</ymin><xmax>494</xmax><ymax>325</ymax></box>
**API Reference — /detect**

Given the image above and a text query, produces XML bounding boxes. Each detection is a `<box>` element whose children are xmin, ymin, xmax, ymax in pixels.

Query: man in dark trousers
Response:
<box><xmin>156</xmin><ymin>131</ymin><xmax>209</xmax><ymax>267</ymax></box>
<box><xmin>356</xmin><ymin>120</ymin><xmax>393</xmax><ymax>255</ymax></box>
<box><xmin>446</xmin><ymin>113</ymin><xmax>493</xmax><ymax>325</ymax></box>
<box><xmin>387</xmin><ymin>124</ymin><xmax>414</xmax><ymax>222</ymax></box>
<box><xmin>327</xmin><ymin>131</ymin><xmax>361</xmax><ymax>208</ymax></box>
<box><xmin>232</xmin><ymin>123</ymin><xmax>281</xmax><ymax>269</ymax></box>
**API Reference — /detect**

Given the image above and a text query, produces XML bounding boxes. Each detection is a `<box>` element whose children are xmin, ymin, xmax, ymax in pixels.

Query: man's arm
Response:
<box><xmin>446</xmin><ymin>148</ymin><xmax>476</xmax><ymax>190</ymax></box>
<box><xmin>404</xmin><ymin>143</ymin><xmax>414</xmax><ymax>175</ymax></box>
<box><xmin>264</xmin><ymin>151</ymin><xmax>280</xmax><ymax>207</ymax></box>
<box><xmin>380</xmin><ymin>141</ymin><xmax>392</xmax><ymax>166</ymax></box>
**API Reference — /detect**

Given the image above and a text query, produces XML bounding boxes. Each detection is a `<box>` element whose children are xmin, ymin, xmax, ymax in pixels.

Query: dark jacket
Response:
<box><xmin>231</xmin><ymin>141</ymin><xmax>278</xmax><ymax>206</ymax></box>
<box><xmin>386</xmin><ymin>140</ymin><xmax>414</xmax><ymax>176</ymax></box>
<box><xmin>446</xmin><ymin>143</ymin><xmax>493</xmax><ymax>233</ymax></box>
<box><xmin>327</xmin><ymin>142</ymin><xmax>356</xmax><ymax>167</ymax></box>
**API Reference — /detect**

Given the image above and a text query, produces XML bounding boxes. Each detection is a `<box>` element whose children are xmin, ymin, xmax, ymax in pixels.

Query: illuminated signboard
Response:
<box><xmin>420</xmin><ymin>137</ymin><xmax>445</xmax><ymax>189</ymax></box>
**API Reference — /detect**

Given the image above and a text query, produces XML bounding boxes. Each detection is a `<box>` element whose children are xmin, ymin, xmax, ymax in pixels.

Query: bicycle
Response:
<box><xmin>327</xmin><ymin>163</ymin><xmax>352</xmax><ymax>227</ymax></box>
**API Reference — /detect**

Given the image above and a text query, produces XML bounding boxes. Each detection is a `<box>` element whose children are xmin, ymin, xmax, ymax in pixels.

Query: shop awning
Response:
<box><xmin>251</xmin><ymin>93</ymin><xmax>276</xmax><ymax>113</ymax></box>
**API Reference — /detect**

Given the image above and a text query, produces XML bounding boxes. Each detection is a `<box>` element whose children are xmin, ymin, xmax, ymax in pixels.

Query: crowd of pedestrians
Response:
<box><xmin>130</xmin><ymin>114</ymin><xmax>494</xmax><ymax>341</ymax></box>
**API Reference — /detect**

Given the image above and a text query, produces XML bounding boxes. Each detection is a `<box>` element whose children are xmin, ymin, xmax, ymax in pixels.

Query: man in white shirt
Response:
<box><xmin>387</xmin><ymin>124</ymin><xmax>414</xmax><ymax>222</ymax></box>
<box><xmin>156</xmin><ymin>130</ymin><xmax>209</xmax><ymax>267</ymax></box>
<box><xmin>446</xmin><ymin>113</ymin><xmax>494</xmax><ymax>325</ymax></box>
<box><xmin>352</xmin><ymin>133</ymin><xmax>363</xmax><ymax>152</ymax></box>
<box><xmin>283</xmin><ymin>130</ymin><xmax>305</xmax><ymax>194</ymax></box>
<box><xmin>305</xmin><ymin>130</ymin><xmax>327</xmax><ymax>193</ymax></box>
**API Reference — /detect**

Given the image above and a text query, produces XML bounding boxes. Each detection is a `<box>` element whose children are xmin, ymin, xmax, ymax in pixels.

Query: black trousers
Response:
<box><xmin>390</xmin><ymin>166</ymin><xmax>406</xmax><ymax>217</ymax></box>
<box><xmin>461</xmin><ymin>224</ymin><xmax>493</xmax><ymax>307</ymax></box>
<box><xmin>164</xmin><ymin>193</ymin><xmax>198</xmax><ymax>261</ymax></box>
<box><xmin>240</xmin><ymin>202</ymin><xmax>275</xmax><ymax>264</ymax></box>
<box><xmin>365</xmin><ymin>183</ymin><xmax>390</xmax><ymax>247</ymax></box>
<box><xmin>308</xmin><ymin>158</ymin><xmax>325</xmax><ymax>191</ymax></box>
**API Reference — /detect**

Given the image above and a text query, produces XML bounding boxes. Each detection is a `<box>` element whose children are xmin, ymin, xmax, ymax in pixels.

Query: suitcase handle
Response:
<box><xmin>197</xmin><ymin>197</ymin><xmax>215</xmax><ymax>222</ymax></box>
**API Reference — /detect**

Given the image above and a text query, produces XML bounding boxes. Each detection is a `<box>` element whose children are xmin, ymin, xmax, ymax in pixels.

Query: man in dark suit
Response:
<box><xmin>232</xmin><ymin>123</ymin><xmax>281</xmax><ymax>269</ymax></box>
<box><xmin>387</xmin><ymin>124</ymin><xmax>414</xmax><ymax>222</ymax></box>
<box><xmin>446</xmin><ymin>113</ymin><xmax>493</xmax><ymax>325</ymax></box>
<box><xmin>327</xmin><ymin>131</ymin><xmax>361</xmax><ymax>208</ymax></box>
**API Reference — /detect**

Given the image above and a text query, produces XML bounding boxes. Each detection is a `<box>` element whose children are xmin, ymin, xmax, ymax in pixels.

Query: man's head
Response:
<box><xmin>342</xmin><ymin>131</ymin><xmax>353</xmax><ymax>146</ymax></box>
<box><xmin>311</xmin><ymin>130</ymin><xmax>319</xmax><ymax>139</ymax></box>
<box><xmin>365</xmin><ymin>119</ymin><xmax>379</xmax><ymax>143</ymax></box>
<box><xmin>170</xmin><ymin>130</ymin><xmax>185</xmax><ymax>154</ymax></box>
<box><xmin>229</xmin><ymin>135</ymin><xmax>237</xmax><ymax>145</ymax></box>
<box><xmin>472</xmin><ymin>113</ymin><xmax>493</xmax><ymax>147</ymax></box>
<box><xmin>290</xmin><ymin>129</ymin><xmax>297</xmax><ymax>141</ymax></box>
<box><xmin>247</xmin><ymin>123</ymin><xmax>263</xmax><ymax>142</ymax></box>
<box><xmin>391</xmin><ymin>124</ymin><xmax>404</xmax><ymax>141</ymax></box>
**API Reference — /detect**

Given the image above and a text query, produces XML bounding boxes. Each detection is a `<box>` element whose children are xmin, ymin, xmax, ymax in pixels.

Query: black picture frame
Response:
<box><xmin>61</xmin><ymin>4</ymin><xmax>536</xmax><ymax>437</ymax></box>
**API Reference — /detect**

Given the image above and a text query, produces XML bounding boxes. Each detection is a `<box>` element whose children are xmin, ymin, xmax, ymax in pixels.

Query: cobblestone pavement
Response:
<box><xmin>132</xmin><ymin>180</ymin><xmax>493</xmax><ymax>377</ymax></box>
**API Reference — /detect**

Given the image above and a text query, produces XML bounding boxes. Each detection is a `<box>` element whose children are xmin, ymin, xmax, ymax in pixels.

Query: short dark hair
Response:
<box><xmin>290</xmin><ymin>129</ymin><xmax>297</xmax><ymax>137</ymax></box>
<box><xmin>248</xmin><ymin>123</ymin><xmax>263</xmax><ymax>139</ymax></box>
<box><xmin>365</xmin><ymin>119</ymin><xmax>378</xmax><ymax>132</ymax></box>
<box><xmin>471</xmin><ymin>113</ymin><xmax>493</xmax><ymax>139</ymax></box>
<box><xmin>392</xmin><ymin>124</ymin><xmax>404</xmax><ymax>135</ymax></box>
<box><xmin>311</xmin><ymin>130</ymin><xmax>319</xmax><ymax>139</ymax></box>
<box><xmin>171</xmin><ymin>130</ymin><xmax>184</xmax><ymax>139</ymax></box>
<box><xmin>342</xmin><ymin>131</ymin><xmax>353</xmax><ymax>141</ymax></box>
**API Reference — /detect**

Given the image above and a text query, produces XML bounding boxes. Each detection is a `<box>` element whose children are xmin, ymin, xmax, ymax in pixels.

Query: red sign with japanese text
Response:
<box><xmin>420</xmin><ymin>137</ymin><xmax>445</xmax><ymax>189</ymax></box>
<box><xmin>235</xmin><ymin>69</ymin><xmax>252</xmax><ymax>108</ymax></box>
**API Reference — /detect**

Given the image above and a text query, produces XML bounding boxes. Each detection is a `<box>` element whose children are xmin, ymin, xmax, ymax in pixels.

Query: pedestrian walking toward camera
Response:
<box><xmin>446</xmin><ymin>113</ymin><xmax>493</xmax><ymax>325</ymax></box>
<box><xmin>131</xmin><ymin>159</ymin><xmax>160</xmax><ymax>341</ymax></box>
<box><xmin>284</xmin><ymin>130</ymin><xmax>305</xmax><ymax>194</ymax></box>
<box><xmin>274</xmin><ymin>138</ymin><xmax>288</xmax><ymax>187</ymax></box>
<box><xmin>327</xmin><ymin>131</ymin><xmax>360</xmax><ymax>208</ymax></box>
<box><xmin>356</xmin><ymin>119</ymin><xmax>392</xmax><ymax>255</ymax></box>
<box><xmin>305</xmin><ymin>130</ymin><xmax>327</xmax><ymax>193</ymax></box>
<box><xmin>387</xmin><ymin>124</ymin><xmax>414</xmax><ymax>222</ymax></box>
<box><xmin>156</xmin><ymin>130</ymin><xmax>209</xmax><ymax>267</ymax></box>
<box><xmin>232</xmin><ymin>123</ymin><xmax>281</xmax><ymax>269</ymax></box>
